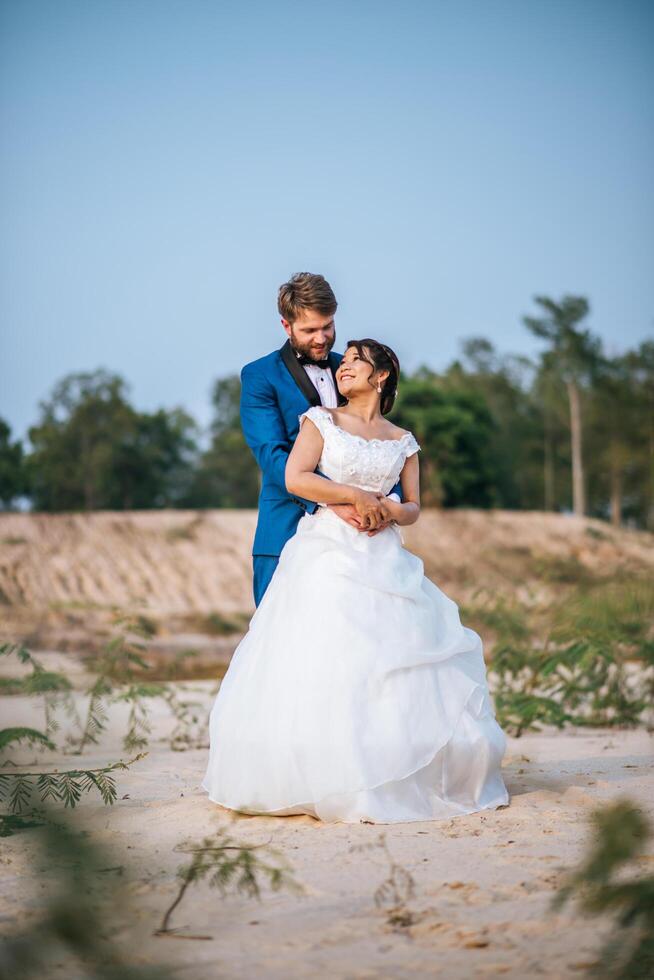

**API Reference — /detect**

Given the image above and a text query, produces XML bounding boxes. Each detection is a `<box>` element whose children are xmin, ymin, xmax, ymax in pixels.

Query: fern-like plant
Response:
<box><xmin>156</xmin><ymin>827</ymin><xmax>303</xmax><ymax>939</ymax></box>
<box><xmin>0</xmin><ymin>753</ymin><xmax>146</xmax><ymax>831</ymax></box>
<box><xmin>0</xmin><ymin>642</ymin><xmax>77</xmax><ymax>738</ymax></box>
<box><xmin>477</xmin><ymin>580</ymin><xmax>654</xmax><ymax>737</ymax></box>
<box><xmin>349</xmin><ymin>832</ymin><xmax>417</xmax><ymax>929</ymax></box>
<box><xmin>72</xmin><ymin>609</ymin><xmax>209</xmax><ymax>754</ymax></box>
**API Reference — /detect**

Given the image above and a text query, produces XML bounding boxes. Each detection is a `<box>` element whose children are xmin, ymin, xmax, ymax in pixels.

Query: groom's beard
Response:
<box><xmin>289</xmin><ymin>328</ymin><xmax>335</xmax><ymax>364</ymax></box>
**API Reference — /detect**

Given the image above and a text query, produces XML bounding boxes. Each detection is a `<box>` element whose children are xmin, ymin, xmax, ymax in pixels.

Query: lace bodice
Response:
<box><xmin>298</xmin><ymin>406</ymin><xmax>421</xmax><ymax>495</ymax></box>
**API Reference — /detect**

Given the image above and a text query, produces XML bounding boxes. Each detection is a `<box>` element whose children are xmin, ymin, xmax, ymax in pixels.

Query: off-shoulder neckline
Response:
<box><xmin>307</xmin><ymin>406</ymin><xmax>414</xmax><ymax>446</ymax></box>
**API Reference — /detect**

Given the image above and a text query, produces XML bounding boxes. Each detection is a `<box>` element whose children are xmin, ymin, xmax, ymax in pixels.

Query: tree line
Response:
<box><xmin>1</xmin><ymin>294</ymin><xmax>652</xmax><ymax>529</ymax></box>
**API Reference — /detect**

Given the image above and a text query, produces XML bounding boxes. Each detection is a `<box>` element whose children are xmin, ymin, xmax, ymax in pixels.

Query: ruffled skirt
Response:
<box><xmin>201</xmin><ymin>508</ymin><xmax>510</xmax><ymax>824</ymax></box>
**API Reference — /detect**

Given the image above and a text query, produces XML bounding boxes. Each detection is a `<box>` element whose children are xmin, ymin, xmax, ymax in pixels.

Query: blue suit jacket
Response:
<box><xmin>240</xmin><ymin>339</ymin><xmax>401</xmax><ymax>556</ymax></box>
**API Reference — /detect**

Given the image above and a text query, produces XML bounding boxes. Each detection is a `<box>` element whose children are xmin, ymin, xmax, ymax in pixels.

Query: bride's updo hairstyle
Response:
<box><xmin>345</xmin><ymin>338</ymin><xmax>400</xmax><ymax>415</ymax></box>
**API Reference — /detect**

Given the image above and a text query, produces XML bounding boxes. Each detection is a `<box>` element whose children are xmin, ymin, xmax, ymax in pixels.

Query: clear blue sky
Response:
<box><xmin>1</xmin><ymin>0</ymin><xmax>652</xmax><ymax>442</ymax></box>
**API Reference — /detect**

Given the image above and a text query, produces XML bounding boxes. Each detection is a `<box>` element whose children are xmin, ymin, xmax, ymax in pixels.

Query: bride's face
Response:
<box><xmin>336</xmin><ymin>346</ymin><xmax>388</xmax><ymax>399</ymax></box>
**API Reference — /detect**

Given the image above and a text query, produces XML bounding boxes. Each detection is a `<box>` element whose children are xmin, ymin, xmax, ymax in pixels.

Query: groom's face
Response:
<box><xmin>282</xmin><ymin>308</ymin><xmax>336</xmax><ymax>363</ymax></box>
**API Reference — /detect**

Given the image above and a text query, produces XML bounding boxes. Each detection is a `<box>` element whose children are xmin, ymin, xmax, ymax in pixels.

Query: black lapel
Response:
<box><xmin>280</xmin><ymin>339</ymin><xmax>322</xmax><ymax>407</ymax></box>
<box><xmin>328</xmin><ymin>352</ymin><xmax>348</xmax><ymax>406</ymax></box>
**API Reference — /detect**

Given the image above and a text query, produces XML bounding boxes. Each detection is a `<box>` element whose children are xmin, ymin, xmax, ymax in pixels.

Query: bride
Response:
<box><xmin>201</xmin><ymin>338</ymin><xmax>510</xmax><ymax>824</ymax></box>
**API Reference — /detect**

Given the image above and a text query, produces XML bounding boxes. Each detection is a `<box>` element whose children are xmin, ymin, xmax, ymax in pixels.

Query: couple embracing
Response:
<box><xmin>202</xmin><ymin>272</ymin><xmax>509</xmax><ymax>825</ymax></box>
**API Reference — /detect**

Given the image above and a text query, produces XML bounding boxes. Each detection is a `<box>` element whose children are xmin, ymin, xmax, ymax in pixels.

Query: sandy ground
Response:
<box><xmin>2</xmin><ymin>509</ymin><xmax>653</xmax><ymax>976</ymax></box>
<box><xmin>2</xmin><ymin>678</ymin><xmax>653</xmax><ymax>980</ymax></box>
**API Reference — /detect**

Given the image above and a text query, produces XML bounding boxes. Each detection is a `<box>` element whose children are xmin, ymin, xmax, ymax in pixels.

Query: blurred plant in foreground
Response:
<box><xmin>0</xmin><ymin>808</ymin><xmax>171</xmax><ymax>980</ymax></box>
<box><xmin>552</xmin><ymin>798</ymin><xmax>654</xmax><ymax>978</ymax></box>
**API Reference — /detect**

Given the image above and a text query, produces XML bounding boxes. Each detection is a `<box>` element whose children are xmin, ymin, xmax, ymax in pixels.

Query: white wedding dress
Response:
<box><xmin>201</xmin><ymin>406</ymin><xmax>510</xmax><ymax>824</ymax></box>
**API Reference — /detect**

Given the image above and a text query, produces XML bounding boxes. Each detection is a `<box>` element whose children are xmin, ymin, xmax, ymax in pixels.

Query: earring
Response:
<box><xmin>376</xmin><ymin>383</ymin><xmax>382</xmax><ymax>393</ymax></box>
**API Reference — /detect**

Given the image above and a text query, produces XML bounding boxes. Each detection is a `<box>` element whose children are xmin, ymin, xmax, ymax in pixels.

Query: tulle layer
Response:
<box><xmin>201</xmin><ymin>508</ymin><xmax>510</xmax><ymax>824</ymax></box>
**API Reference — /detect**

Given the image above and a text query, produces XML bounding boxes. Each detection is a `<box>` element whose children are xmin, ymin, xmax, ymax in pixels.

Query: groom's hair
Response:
<box><xmin>278</xmin><ymin>272</ymin><xmax>338</xmax><ymax>323</ymax></box>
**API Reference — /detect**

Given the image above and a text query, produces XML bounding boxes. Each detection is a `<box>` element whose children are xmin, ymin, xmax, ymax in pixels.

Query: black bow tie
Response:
<box><xmin>296</xmin><ymin>352</ymin><xmax>331</xmax><ymax>369</ymax></box>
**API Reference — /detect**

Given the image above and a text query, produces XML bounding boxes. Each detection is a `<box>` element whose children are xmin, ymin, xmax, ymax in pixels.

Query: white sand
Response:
<box><xmin>2</xmin><ymin>683</ymin><xmax>653</xmax><ymax>979</ymax></box>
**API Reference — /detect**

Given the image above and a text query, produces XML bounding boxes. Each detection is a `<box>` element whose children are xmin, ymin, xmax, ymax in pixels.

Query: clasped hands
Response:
<box><xmin>327</xmin><ymin>489</ymin><xmax>398</xmax><ymax>536</ymax></box>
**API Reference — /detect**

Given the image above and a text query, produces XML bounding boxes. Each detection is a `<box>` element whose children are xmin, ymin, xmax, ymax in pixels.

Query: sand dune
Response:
<box><xmin>2</xmin><ymin>508</ymin><xmax>652</xmax><ymax>649</ymax></box>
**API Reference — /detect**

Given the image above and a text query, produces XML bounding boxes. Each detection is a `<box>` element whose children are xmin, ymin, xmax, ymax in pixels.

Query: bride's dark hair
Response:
<box><xmin>345</xmin><ymin>338</ymin><xmax>400</xmax><ymax>415</ymax></box>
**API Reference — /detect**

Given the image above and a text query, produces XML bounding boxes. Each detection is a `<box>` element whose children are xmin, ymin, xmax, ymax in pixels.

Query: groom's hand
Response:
<box><xmin>326</xmin><ymin>502</ymin><xmax>365</xmax><ymax>529</ymax></box>
<box><xmin>366</xmin><ymin>519</ymin><xmax>394</xmax><ymax>536</ymax></box>
<box><xmin>326</xmin><ymin>500</ymin><xmax>394</xmax><ymax>535</ymax></box>
<box><xmin>366</xmin><ymin>495</ymin><xmax>398</xmax><ymax>536</ymax></box>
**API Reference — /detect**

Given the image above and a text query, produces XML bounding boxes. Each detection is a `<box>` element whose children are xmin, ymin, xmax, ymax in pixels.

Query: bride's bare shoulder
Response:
<box><xmin>383</xmin><ymin>422</ymin><xmax>411</xmax><ymax>439</ymax></box>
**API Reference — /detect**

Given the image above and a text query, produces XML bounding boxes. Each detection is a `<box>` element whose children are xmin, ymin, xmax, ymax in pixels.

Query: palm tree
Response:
<box><xmin>523</xmin><ymin>295</ymin><xmax>602</xmax><ymax>517</ymax></box>
<box><xmin>530</xmin><ymin>355</ymin><xmax>565</xmax><ymax>512</ymax></box>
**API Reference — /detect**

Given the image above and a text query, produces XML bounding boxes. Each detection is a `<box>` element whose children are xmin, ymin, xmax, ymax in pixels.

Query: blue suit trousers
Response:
<box><xmin>253</xmin><ymin>555</ymin><xmax>279</xmax><ymax>607</ymax></box>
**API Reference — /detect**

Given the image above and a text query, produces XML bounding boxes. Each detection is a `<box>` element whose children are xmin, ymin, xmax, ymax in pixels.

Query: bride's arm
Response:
<box><xmin>378</xmin><ymin>453</ymin><xmax>420</xmax><ymax>527</ymax></box>
<box><xmin>285</xmin><ymin>418</ymin><xmax>387</xmax><ymax>530</ymax></box>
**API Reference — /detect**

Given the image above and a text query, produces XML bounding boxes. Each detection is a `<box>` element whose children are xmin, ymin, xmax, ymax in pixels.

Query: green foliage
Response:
<box><xmin>608</xmin><ymin>340</ymin><xmax>654</xmax><ymax>528</ymax></box>
<box><xmin>163</xmin><ymin>688</ymin><xmax>209</xmax><ymax>751</ymax></box>
<box><xmin>133</xmin><ymin>613</ymin><xmax>158</xmax><ymax>637</ymax></box>
<box><xmin>75</xmin><ymin>610</ymin><xmax>158</xmax><ymax>753</ymax></box>
<box><xmin>8</xmin><ymin>310</ymin><xmax>654</xmax><ymax>526</ymax></box>
<box><xmin>0</xmin><ymin>641</ymin><xmax>76</xmax><ymax>738</ymax></box>
<box><xmin>1</xmin><ymin>640</ymin><xmax>39</xmax><ymax>667</ymax></box>
<box><xmin>76</xmin><ymin>674</ymin><xmax>112</xmax><ymax>751</ymax></box>
<box><xmin>7</xmin><ymin>601</ymin><xmax>266</xmax><ymax>771</ymax></box>
<box><xmin>551</xmin><ymin>579</ymin><xmax>654</xmax><ymax>652</ymax></box>
<box><xmin>0</xmin><ymin>727</ymin><xmax>56</xmax><ymax>753</ymax></box>
<box><xmin>523</xmin><ymin>295</ymin><xmax>602</xmax><ymax>384</ymax></box>
<box><xmin>25</xmin><ymin>369</ymin><xmax>199</xmax><ymax>511</ymax></box>
<box><xmin>74</xmin><ymin>609</ymin><xmax>210</xmax><ymax>754</ymax></box>
<box><xmin>533</xmin><ymin>553</ymin><xmax>597</xmax><ymax>585</ymax></box>
<box><xmin>0</xmin><ymin>416</ymin><xmax>28</xmax><ymax>509</ymax></box>
<box><xmin>182</xmin><ymin>374</ymin><xmax>260</xmax><ymax>507</ymax></box>
<box><xmin>201</xmin><ymin>610</ymin><xmax>252</xmax><ymax>636</ymax></box>
<box><xmin>0</xmin><ymin>754</ymin><xmax>145</xmax><ymax>818</ymax></box>
<box><xmin>0</xmin><ymin>669</ymin><xmax>72</xmax><ymax>696</ymax></box>
<box><xmin>156</xmin><ymin>826</ymin><xmax>303</xmax><ymax>937</ymax></box>
<box><xmin>522</xmin><ymin>297</ymin><xmax>654</xmax><ymax>526</ymax></box>
<box><xmin>115</xmin><ymin>683</ymin><xmax>168</xmax><ymax>750</ymax></box>
<box><xmin>449</xmin><ymin>339</ymin><xmax>543</xmax><ymax>510</ymax></box>
<box><xmin>461</xmin><ymin>589</ymin><xmax>530</xmax><ymax>642</ymax></box>
<box><xmin>552</xmin><ymin>799</ymin><xmax>654</xmax><ymax>978</ymax></box>
<box><xmin>391</xmin><ymin>377</ymin><xmax>498</xmax><ymax>506</ymax></box>
<box><xmin>0</xmin><ymin>635</ymin><xmax>149</xmax><ymax>829</ymax></box>
<box><xmin>484</xmin><ymin>578</ymin><xmax>654</xmax><ymax>736</ymax></box>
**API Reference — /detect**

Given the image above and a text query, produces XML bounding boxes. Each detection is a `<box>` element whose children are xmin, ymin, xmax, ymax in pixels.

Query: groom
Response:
<box><xmin>240</xmin><ymin>271</ymin><xmax>401</xmax><ymax>606</ymax></box>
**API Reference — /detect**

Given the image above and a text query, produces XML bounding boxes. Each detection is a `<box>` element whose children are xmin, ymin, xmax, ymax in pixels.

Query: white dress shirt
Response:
<box><xmin>302</xmin><ymin>362</ymin><xmax>338</xmax><ymax>408</ymax></box>
<box><xmin>301</xmin><ymin>359</ymin><xmax>400</xmax><ymax>506</ymax></box>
